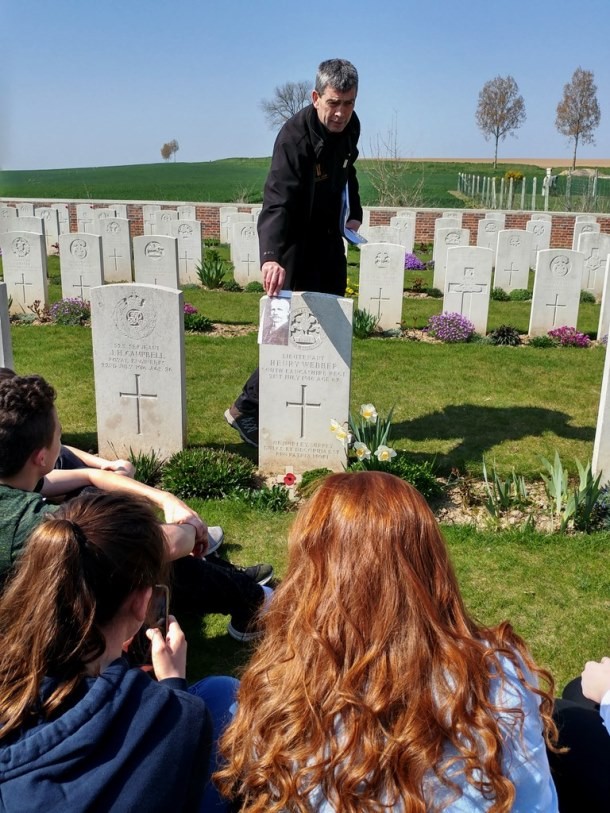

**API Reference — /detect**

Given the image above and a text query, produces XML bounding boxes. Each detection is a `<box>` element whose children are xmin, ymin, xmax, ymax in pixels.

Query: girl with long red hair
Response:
<box><xmin>217</xmin><ymin>471</ymin><xmax>558</xmax><ymax>812</ymax></box>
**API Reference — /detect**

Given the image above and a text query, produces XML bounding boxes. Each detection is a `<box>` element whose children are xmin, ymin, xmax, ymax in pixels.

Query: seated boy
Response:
<box><xmin>0</xmin><ymin>373</ymin><xmax>272</xmax><ymax>640</ymax></box>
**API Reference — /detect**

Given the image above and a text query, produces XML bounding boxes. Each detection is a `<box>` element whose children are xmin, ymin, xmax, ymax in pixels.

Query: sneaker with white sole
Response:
<box><xmin>227</xmin><ymin>585</ymin><xmax>274</xmax><ymax>642</ymax></box>
<box><xmin>224</xmin><ymin>407</ymin><xmax>259</xmax><ymax>448</ymax></box>
<box><xmin>205</xmin><ymin>526</ymin><xmax>224</xmax><ymax>556</ymax></box>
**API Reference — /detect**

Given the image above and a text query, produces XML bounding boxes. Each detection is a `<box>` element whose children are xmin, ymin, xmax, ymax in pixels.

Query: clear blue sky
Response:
<box><xmin>2</xmin><ymin>0</ymin><xmax>609</xmax><ymax>170</ymax></box>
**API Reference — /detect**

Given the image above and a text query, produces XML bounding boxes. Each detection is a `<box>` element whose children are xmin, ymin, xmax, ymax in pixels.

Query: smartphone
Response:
<box><xmin>147</xmin><ymin>584</ymin><xmax>169</xmax><ymax>638</ymax></box>
<box><xmin>126</xmin><ymin>584</ymin><xmax>169</xmax><ymax>672</ymax></box>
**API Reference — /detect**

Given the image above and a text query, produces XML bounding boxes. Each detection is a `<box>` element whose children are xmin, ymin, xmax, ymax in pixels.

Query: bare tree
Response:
<box><xmin>476</xmin><ymin>76</ymin><xmax>526</xmax><ymax>169</ymax></box>
<box><xmin>363</xmin><ymin>114</ymin><xmax>424</xmax><ymax>207</ymax></box>
<box><xmin>160</xmin><ymin>139</ymin><xmax>180</xmax><ymax>162</ymax></box>
<box><xmin>556</xmin><ymin>67</ymin><xmax>601</xmax><ymax>170</ymax></box>
<box><xmin>260</xmin><ymin>81</ymin><xmax>310</xmax><ymax>130</ymax></box>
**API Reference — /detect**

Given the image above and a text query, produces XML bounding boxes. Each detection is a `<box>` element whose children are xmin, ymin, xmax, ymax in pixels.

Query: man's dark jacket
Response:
<box><xmin>257</xmin><ymin>104</ymin><xmax>362</xmax><ymax>292</ymax></box>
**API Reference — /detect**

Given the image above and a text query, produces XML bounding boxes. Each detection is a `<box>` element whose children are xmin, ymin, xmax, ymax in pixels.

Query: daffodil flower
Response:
<box><xmin>360</xmin><ymin>403</ymin><xmax>378</xmax><ymax>425</ymax></box>
<box><xmin>353</xmin><ymin>442</ymin><xmax>371</xmax><ymax>460</ymax></box>
<box><xmin>374</xmin><ymin>445</ymin><xmax>396</xmax><ymax>462</ymax></box>
<box><xmin>329</xmin><ymin>419</ymin><xmax>342</xmax><ymax>434</ymax></box>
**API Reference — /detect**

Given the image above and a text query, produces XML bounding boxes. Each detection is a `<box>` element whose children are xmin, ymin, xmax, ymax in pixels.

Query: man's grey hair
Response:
<box><xmin>315</xmin><ymin>59</ymin><xmax>358</xmax><ymax>95</ymax></box>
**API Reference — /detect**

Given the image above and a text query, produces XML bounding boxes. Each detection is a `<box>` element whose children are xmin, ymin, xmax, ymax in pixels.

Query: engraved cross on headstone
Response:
<box><xmin>504</xmin><ymin>261</ymin><xmax>518</xmax><ymax>287</ymax></box>
<box><xmin>286</xmin><ymin>384</ymin><xmax>321</xmax><ymax>439</ymax></box>
<box><xmin>447</xmin><ymin>267</ymin><xmax>487</xmax><ymax>314</ymax></box>
<box><xmin>584</xmin><ymin>248</ymin><xmax>602</xmax><ymax>289</ymax></box>
<box><xmin>16</xmin><ymin>273</ymin><xmax>32</xmax><ymax>303</ymax></box>
<box><xmin>545</xmin><ymin>294</ymin><xmax>566</xmax><ymax>326</ymax></box>
<box><xmin>243</xmin><ymin>253</ymin><xmax>257</xmax><ymax>277</ymax></box>
<box><xmin>370</xmin><ymin>287</ymin><xmax>390</xmax><ymax>318</ymax></box>
<box><xmin>72</xmin><ymin>275</ymin><xmax>90</xmax><ymax>299</ymax></box>
<box><xmin>108</xmin><ymin>248</ymin><xmax>122</xmax><ymax>272</ymax></box>
<box><xmin>179</xmin><ymin>249</ymin><xmax>191</xmax><ymax>276</ymax></box>
<box><xmin>119</xmin><ymin>374</ymin><xmax>158</xmax><ymax>434</ymax></box>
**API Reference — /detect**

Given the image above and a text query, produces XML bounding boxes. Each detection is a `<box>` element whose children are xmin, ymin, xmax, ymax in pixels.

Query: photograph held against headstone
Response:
<box><xmin>259</xmin><ymin>293</ymin><xmax>291</xmax><ymax>346</ymax></box>
<box><xmin>258</xmin><ymin>292</ymin><xmax>353</xmax><ymax>475</ymax></box>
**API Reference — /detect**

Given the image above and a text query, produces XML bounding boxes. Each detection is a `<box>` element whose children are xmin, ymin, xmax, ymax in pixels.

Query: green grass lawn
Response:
<box><xmin>0</xmin><ymin>159</ymin><xmax>558</xmax><ymax>209</ymax></box>
<box><xmin>7</xmin><ymin>284</ymin><xmax>610</xmax><ymax>691</ymax></box>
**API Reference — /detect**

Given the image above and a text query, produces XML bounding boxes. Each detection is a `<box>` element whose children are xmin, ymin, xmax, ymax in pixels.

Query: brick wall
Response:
<box><xmin>2</xmin><ymin>197</ymin><xmax>610</xmax><ymax>248</ymax></box>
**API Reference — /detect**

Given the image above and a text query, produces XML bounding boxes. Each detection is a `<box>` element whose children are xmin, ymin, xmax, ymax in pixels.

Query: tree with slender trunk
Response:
<box><xmin>161</xmin><ymin>140</ymin><xmax>179</xmax><ymax>162</ymax></box>
<box><xmin>260</xmin><ymin>81</ymin><xmax>310</xmax><ymax>130</ymax></box>
<box><xmin>556</xmin><ymin>67</ymin><xmax>601</xmax><ymax>170</ymax></box>
<box><xmin>476</xmin><ymin>75</ymin><xmax>526</xmax><ymax>169</ymax></box>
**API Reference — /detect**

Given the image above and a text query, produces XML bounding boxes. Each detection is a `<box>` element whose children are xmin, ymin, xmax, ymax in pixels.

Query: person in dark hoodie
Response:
<box><xmin>0</xmin><ymin>490</ymin><xmax>237</xmax><ymax>812</ymax></box>
<box><xmin>224</xmin><ymin>58</ymin><xmax>362</xmax><ymax>447</ymax></box>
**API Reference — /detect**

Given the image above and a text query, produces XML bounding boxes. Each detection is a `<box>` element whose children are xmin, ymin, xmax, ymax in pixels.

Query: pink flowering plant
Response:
<box><xmin>547</xmin><ymin>326</ymin><xmax>591</xmax><ymax>348</ymax></box>
<box><xmin>330</xmin><ymin>403</ymin><xmax>396</xmax><ymax>470</ymax></box>
<box><xmin>183</xmin><ymin>303</ymin><xmax>198</xmax><ymax>315</ymax></box>
<box><xmin>426</xmin><ymin>312</ymin><xmax>475</xmax><ymax>343</ymax></box>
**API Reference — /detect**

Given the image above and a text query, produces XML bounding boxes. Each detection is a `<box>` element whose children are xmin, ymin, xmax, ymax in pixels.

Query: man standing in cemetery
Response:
<box><xmin>225</xmin><ymin>58</ymin><xmax>362</xmax><ymax>447</ymax></box>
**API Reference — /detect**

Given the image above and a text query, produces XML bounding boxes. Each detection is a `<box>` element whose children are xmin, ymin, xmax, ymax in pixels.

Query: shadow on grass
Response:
<box><xmin>394</xmin><ymin>404</ymin><xmax>595</xmax><ymax>474</ymax></box>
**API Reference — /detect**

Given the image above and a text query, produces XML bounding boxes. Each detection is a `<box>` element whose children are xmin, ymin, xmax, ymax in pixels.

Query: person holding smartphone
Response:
<box><xmin>0</xmin><ymin>491</ymin><xmax>238</xmax><ymax>812</ymax></box>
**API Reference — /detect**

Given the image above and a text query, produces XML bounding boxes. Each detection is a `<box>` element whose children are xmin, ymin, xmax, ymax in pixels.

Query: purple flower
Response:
<box><xmin>548</xmin><ymin>326</ymin><xmax>591</xmax><ymax>348</ymax></box>
<box><xmin>426</xmin><ymin>312</ymin><xmax>475</xmax><ymax>343</ymax></box>
<box><xmin>404</xmin><ymin>253</ymin><xmax>425</xmax><ymax>270</ymax></box>
<box><xmin>183</xmin><ymin>303</ymin><xmax>198</xmax><ymax>315</ymax></box>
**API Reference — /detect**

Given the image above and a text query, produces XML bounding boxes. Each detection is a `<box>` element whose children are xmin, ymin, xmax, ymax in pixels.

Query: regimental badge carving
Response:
<box><xmin>113</xmin><ymin>293</ymin><xmax>157</xmax><ymax>339</ymax></box>
<box><xmin>374</xmin><ymin>251</ymin><xmax>390</xmax><ymax>268</ymax></box>
<box><xmin>550</xmin><ymin>255</ymin><xmax>571</xmax><ymax>277</ymax></box>
<box><xmin>533</xmin><ymin>224</ymin><xmax>545</xmax><ymax>236</ymax></box>
<box><xmin>178</xmin><ymin>224</ymin><xmax>193</xmax><ymax>237</ymax></box>
<box><xmin>289</xmin><ymin>307</ymin><xmax>323</xmax><ymax>349</ymax></box>
<box><xmin>484</xmin><ymin>222</ymin><xmax>497</xmax><ymax>233</ymax></box>
<box><xmin>161</xmin><ymin>213</ymin><xmax>171</xmax><ymax>221</ymax></box>
<box><xmin>98</xmin><ymin>211</ymin><xmax>113</xmax><ymax>219</ymax></box>
<box><xmin>12</xmin><ymin>237</ymin><xmax>30</xmax><ymax>257</ymax></box>
<box><xmin>70</xmin><ymin>239</ymin><xmax>88</xmax><ymax>259</ymax></box>
<box><xmin>241</xmin><ymin>225</ymin><xmax>256</xmax><ymax>239</ymax></box>
<box><xmin>445</xmin><ymin>231</ymin><xmax>461</xmax><ymax>244</ymax></box>
<box><xmin>509</xmin><ymin>235</ymin><xmax>521</xmax><ymax>247</ymax></box>
<box><xmin>582</xmin><ymin>225</ymin><xmax>594</xmax><ymax>233</ymax></box>
<box><xmin>145</xmin><ymin>241</ymin><xmax>165</xmax><ymax>259</ymax></box>
<box><xmin>107</xmin><ymin>221</ymin><xmax>120</xmax><ymax>233</ymax></box>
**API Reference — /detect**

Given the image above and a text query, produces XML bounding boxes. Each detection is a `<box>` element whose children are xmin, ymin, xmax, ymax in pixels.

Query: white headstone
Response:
<box><xmin>154</xmin><ymin>210</ymin><xmax>179</xmax><ymax>235</ymax></box>
<box><xmin>14</xmin><ymin>216</ymin><xmax>44</xmax><ymax>235</ymax></box>
<box><xmin>76</xmin><ymin>203</ymin><xmax>95</xmax><ymax>234</ymax></box>
<box><xmin>528</xmin><ymin>249</ymin><xmax>584</xmax><ymax>336</ymax></box>
<box><xmin>526</xmin><ymin>219</ymin><xmax>552</xmax><ymax>269</ymax></box>
<box><xmin>443</xmin><ymin>211</ymin><xmax>463</xmax><ymax>225</ymax></box>
<box><xmin>494</xmin><ymin>230</ymin><xmax>533</xmax><ymax>292</ymax></box>
<box><xmin>91</xmin><ymin>283</ymin><xmax>186</xmax><ymax>459</ymax></box>
<box><xmin>142</xmin><ymin>204</ymin><xmax>161</xmax><ymax>236</ymax></box>
<box><xmin>230</xmin><ymin>221</ymin><xmax>261</xmax><ymax>286</ymax></box>
<box><xmin>15</xmin><ymin>203</ymin><xmax>34</xmax><ymax>217</ymax></box>
<box><xmin>0</xmin><ymin>283</ymin><xmax>14</xmax><ymax>368</ymax></box>
<box><xmin>93</xmin><ymin>207</ymin><xmax>118</xmax><ymax>222</ymax></box>
<box><xmin>113</xmin><ymin>204</ymin><xmax>128</xmax><ymax>219</ymax></box>
<box><xmin>51</xmin><ymin>203</ymin><xmax>70</xmax><ymax>235</ymax></box>
<box><xmin>219</xmin><ymin>206</ymin><xmax>239</xmax><ymax>243</ymax></box>
<box><xmin>34</xmin><ymin>207</ymin><xmax>60</xmax><ymax>252</ymax></box>
<box><xmin>59</xmin><ymin>233</ymin><xmax>104</xmax><ymax>300</ymax></box>
<box><xmin>169</xmin><ymin>219</ymin><xmax>202</xmax><ymax>285</ymax></box>
<box><xmin>576</xmin><ymin>214</ymin><xmax>597</xmax><ymax>222</ymax></box>
<box><xmin>0</xmin><ymin>232</ymin><xmax>48</xmax><ymax>314</ymax></box>
<box><xmin>531</xmin><ymin>213</ymin><xmax>552</xmax><ymax>222</ymax></box>
<box><xmin>578</xmin><ymin>232</ymin><xmax>610</xmax><ymax>299</ymax></box>
<box><xmin>358</xmin><ymin>243</ymin><xmax>405</xmax><ymax>331</ymax></box>
<box><xmin>476</xmin><ymin>218</ymin><xmax>502</xmax><ymax>256</ymax></box>
<box><xmin>98</xmin><ymin>217</ymin><xmax>133</xmax><ymax>283</ymax></box>
<box><xmin>572</xmin><ymin>220</ymin><xmax>600</xmax><ymax>251</ymax></box>
<box><xmin>444</xmin><ymin>246</ymin><xmax>492</xmax><ymax>334</ymax></box>
<box><xmin>259</xmin><ymin>291</ymin><xmax>353</xmax><ymax>474</ymax></box>
<box><xmin>0</xmin><ymin>207</ymin><xmax>18</xmax><ymax>233</ymax></box>
<box><xmin>133</xmin><ymin>236</ymin><xmax>179</xmax><ymax>287</ymax></box>
<box><xmin>366</xmin><ymin>225</ymin><xmax>402</xmax><ymax>245</ymax></box>
<box><xmin>433</xmin><ymin>218</ymin><xmax>462</xmax><ymax>264</ymax></box>
<box><xmin>593</xmin><ymin>321</ymin><xmax>610</xmax><ymax>482</ymax></box>
<box><xmin>597</xmin><ymin>256</ymin><xmax>610</xmax><ymax>342</ymax></box>
<box><xmin>177</xmin><ymin>205</ymin><xmax>196</xmax><ymax>220</ymax></box>
<box><xmin>389</xmin><ymin>216</ymin><xmax>415</xmax><ymax>253</ymax></box>
<box><xmin>359</xmin><ymin>207</ymin><xmax>372</xmax><ymax>239</ymax></box>
<box><xmin>432</xmin><ymin>227</ymin><xmax>470</xmax><ymax>292</ymax></box>
<box><xmin>485</xmin><ymin>212</ymin><xmax>506</xmax><ymax>225</ymax></box>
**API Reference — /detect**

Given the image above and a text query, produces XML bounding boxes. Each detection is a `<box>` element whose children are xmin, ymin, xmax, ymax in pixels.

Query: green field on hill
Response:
<box><xmin>0</xmin><ymin>159</ymin><xmax>554</xmax><ymax>208</ymax></box>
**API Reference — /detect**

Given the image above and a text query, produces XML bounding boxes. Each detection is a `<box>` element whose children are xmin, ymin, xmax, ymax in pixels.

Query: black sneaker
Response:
<box><xmin>236</xmin><ymin>562</ymin><xmax>274</xmax><ymax>586</ymax></box>
<box><xmin>224</xmin><ymin>407</ymin><xmax>259</xmax><ymax>448</ymax></box>
<box><xmin>227</xmin><ymin>585</ymin><xmax>274</xmax><ymax>642</ymax></box>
